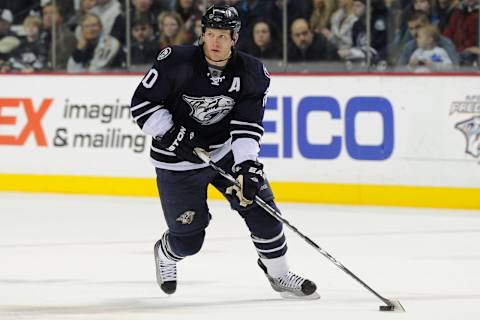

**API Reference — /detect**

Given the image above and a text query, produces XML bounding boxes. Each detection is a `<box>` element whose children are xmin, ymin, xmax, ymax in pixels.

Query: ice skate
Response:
<box><xmin>154</xmin><ymin>239</ymin><xmax>177</xmax><ymax>294</ymax></box>
<box><xmin>258</xmin><ymin>259</ymin><xmax>320</xmax><ymax>299</ymax></box>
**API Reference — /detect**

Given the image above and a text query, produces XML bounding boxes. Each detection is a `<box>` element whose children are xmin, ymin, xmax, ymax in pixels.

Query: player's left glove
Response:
<box><xmin>226</xmin><ymin>160</ymin><xmax>265</xmax><ymax>207</ymax></box>
<box><xmin>155</xmin><ymin>124</ymin><xmax>203</xmax><ymax>164</ymax></box>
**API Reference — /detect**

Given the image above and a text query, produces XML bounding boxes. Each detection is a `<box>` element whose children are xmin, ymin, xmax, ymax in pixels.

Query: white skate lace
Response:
<box><xmin>277</xmin><ymin>272</ymin><xmax>305</xmax><ymax>289</ymax></box>
<box><xmin>159</xmin><ymin>260</ymin><xmax>177</xmax><ymax>282</ymax></box>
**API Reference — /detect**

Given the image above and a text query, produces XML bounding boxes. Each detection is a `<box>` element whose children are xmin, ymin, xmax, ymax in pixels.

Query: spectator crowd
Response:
<box><xmin>0</xmin><ymin>0</ymin><xmax>478</xmax><ymax>72</ymax></box>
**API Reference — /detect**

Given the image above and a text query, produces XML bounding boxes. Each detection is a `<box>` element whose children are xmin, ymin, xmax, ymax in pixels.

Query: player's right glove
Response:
<box><xmin>226</xmin><ymin>160</ymin><xmax>265</xmax><ymax>207</ymax></box>
<box><xmin>155</xmin><ymin>124</ymin><xmax>203</xmax><ymax>164</ymax></box>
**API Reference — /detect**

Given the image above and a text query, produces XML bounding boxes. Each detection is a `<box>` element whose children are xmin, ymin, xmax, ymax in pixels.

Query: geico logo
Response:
<box><xmin>261</xmin><ymin>96</ymin><xmax>394</xmax><ymax>161</ymax></box>
<box><xmin>0</xmin><ymin>98</ymin><xmax>53</xmax><ymax>146</ymax></box>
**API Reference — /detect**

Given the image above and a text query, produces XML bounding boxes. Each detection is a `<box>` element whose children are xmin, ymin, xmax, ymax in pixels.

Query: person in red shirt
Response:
<box><xmin>442</xmin><ymin>0</ymin><xmax>479</xmax><ymax>64</ymax></box>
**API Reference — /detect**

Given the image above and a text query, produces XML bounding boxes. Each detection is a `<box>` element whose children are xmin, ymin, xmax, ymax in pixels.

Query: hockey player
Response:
<box><xmin>130</xmin><ymin>4</ymin><xmax>319</xmax><ymax>299</ymax></box>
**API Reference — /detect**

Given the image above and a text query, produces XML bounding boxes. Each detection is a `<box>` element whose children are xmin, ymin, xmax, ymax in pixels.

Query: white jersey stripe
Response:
<box><xmin>131</xmin><ymin>101</ymin><xmax>151</xmax><ymax>112</ymax></box>
<box><xmin>134</xmin><ymin>105</ymin><xmax>162</xmax><ymax>121</ymax></box>
<box><xmin>230</xmin><ymin>130</ymin><xmax>262</xmax><ymax>139</ymax></box>
<box><xmin>151</xmin><ymin>146</ymin><xmax>176</xmax><ymax>156</ymax></box>
<box><xmin>230</xmin><ymin>120</ymin><xmax>264</xmax><ymax>132</ymax></box>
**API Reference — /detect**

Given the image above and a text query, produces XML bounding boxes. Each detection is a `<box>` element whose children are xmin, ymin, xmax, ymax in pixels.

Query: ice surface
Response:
<box><xmin>1</xmin><ymin>192</ymin><xmax>480</xmax><ymax>320</ymax></box>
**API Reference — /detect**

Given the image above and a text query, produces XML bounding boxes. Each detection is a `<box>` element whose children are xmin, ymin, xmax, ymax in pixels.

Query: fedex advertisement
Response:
<box><xmin>0</xmin><ymin>74</ymin><xmax>479</xmax><ymax>190</ymax></box>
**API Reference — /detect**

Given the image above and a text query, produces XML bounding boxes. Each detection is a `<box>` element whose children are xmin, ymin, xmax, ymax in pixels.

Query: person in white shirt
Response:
<box><xmin>408</xmin><ymin>24</ymin><xmax>453</xmax><ymax>71</ymax></box>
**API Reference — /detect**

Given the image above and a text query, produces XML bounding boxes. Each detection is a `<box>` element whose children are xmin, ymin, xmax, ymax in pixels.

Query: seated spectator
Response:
<box><xmin>443</xmin><ymin>0</ymin><xmax>479</xmax><ymax>65</ymax></box>
<box><xmin>131</xmin><ymin>0</ymin><xmax>160</xmax><ymax>32</ymax></box>
<box><xmin>310</xmin><ymin>0</ymin><xmax>336</xmax><ymax>33</ymax></box>
<box><xmin>397</xmin><ymin>11</ymin><xmax>459</xmax><ymax>66</ymax></box>
<box><xmin>408</xmin><ymin>24</ymin><xmax>453</xmax><ymax>71</ymax></box>
<box><xmin>436</xmin><ymin>0</ymin><xmax>458</xmax><ymax>32</ymax></box>
<box><xmin>9</xmin><ymin>16</ymin><xmax>48</xmax><ymax>73</ymax></box>
<box><xmin>322</xmin><ymin>0</ymin><xmax>357</xmax><ymax>49</ymax></box>
<box><xmin>67</xmin><ymin>13</ymin><xmax>124</xmax><ymax>72</ymax></box>
<box><xmin>131</xmin><ymin>18</ymin><xmax>158</xmax><ymax>65</ymax></box>
<box><xmin>66</xmin><ymin>0</ymin><xmax>97</xmax><ymax>38</ymax></box>
<box><xmin>338</xmin><ymin>0</ymin><xmax>388</xmax><ymax>63</ymax></box>
<box><xmin>91</xmin><ymin>0</ymin><xmax>126</xmax><ymax>44</ymax></box>
<box><xmin>41</xmin><ymin>2</ymin><xmax>77</xmax><ymax>70</ymax></box>
<box><xmin>234</xmin><ymin>0</ymin><xmax>270</xmax><ymax>49</ymax></box>
<box><xmin>389</xmin><ymin>10</ymin><xmax>427</xmax><ymax>62</ymax></box>
<box><xmin>400</xmin><ymin>0</ymin><xmax>439</xmax><ymax>36</ymax></box>
<box><xmin>157</xmin><ymin>11</ymin><xmax>191</xmax><ymax>48</ymax></box>
<box><xmin>174</xmin><ymin>0</ymin><xmax>201</xmax><ymax>32</ymax></box>
<box><xmin>244</xmin><ymin>19</ymin><xmax>282</xmax><ymax>59</ymax></box>
<box><xmin>0</xmin><ymin>9</ymin><xmax>20</xmax><ymax>72</ymax></box>
<box><xmin>288</xmin><ymin>17</ymin><xmax>338</xmax><ymax>62</ymax></box>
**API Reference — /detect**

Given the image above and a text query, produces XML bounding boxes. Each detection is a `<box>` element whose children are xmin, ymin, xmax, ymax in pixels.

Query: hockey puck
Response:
<box><xmin>379</xmin><ymin>305</ymin><xmax>395</xmax><ymax>311</ymax></box>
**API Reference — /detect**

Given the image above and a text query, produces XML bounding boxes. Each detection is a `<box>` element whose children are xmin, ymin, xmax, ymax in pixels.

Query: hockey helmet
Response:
<box><xmin>201</xmin><ymin>5</ymin><xmax>241</xmax><ymax>36</ymax></box>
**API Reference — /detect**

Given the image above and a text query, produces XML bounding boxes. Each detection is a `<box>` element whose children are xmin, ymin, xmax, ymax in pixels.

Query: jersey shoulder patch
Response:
<box><xmin>155</xmin><ymin>45</ymin><xmax>196</xmax><ymax>66</ymax></box>
<box><xmin>157</xmin><ymin>47</ymin><xmax>172</xmax><ymax>60</ymax></box>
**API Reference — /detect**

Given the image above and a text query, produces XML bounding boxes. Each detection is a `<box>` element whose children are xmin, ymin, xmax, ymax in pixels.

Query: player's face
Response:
<box><xmin>202</xmin><ymin>28</ymin><xmax>234</xmax><ymax>62</ymax></box>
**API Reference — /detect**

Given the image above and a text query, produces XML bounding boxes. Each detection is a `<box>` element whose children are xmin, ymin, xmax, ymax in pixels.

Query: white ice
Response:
<box><xmin>1</xmin><ymin>192</ymin><xmax>480</xmax><ymax>320</ymax></box>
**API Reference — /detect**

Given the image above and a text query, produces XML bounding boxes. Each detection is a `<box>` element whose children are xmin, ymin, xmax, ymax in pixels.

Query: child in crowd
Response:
<box><xmin>10</xmin><ymin>16</ymin><xmax>48</xmax><ymax>72</ymax></box>
<box><xmin>409</xmin><ymin>24</ymin><xmax>453</xmax><ymax>71</ymax></box>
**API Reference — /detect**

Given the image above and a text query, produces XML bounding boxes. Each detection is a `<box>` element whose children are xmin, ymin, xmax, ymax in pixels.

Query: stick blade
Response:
<box><xmin>379</xmin><ymin>299</ymin><xmax>405</xmax><ymax>312</ymax></box>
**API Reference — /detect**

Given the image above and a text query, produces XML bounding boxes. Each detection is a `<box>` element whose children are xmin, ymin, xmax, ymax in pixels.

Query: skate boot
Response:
<box><xmin>258</xmin><ymin>259</ymin><xmax>320</xmax><ymax>299</ymax></box>
<box><xmin>154</xmin><ymin>239</ymin><xmax>177</xmax><ymax>294</ymax></box>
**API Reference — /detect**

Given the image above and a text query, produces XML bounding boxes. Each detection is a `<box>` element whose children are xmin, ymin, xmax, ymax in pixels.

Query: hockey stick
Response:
<box><xmin>194</xmin><ymin>148</ymin><xmax>405</xmax><ymax>312</ymax></box>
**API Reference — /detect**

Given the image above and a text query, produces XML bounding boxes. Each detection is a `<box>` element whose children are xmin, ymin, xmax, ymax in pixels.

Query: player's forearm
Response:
<box><xmin>231</xmin><ymin>138</ymin><xmax>260</xmax><ymax>165</ymax></box>
<box><xmin>141</xmin><ymin>109</ymin><xmax>174</xmax><ymax>138</ymax></box>
<box><xmin>130</xmin><ymin>96</ymin><xmax>173</xmax><ymax>137</ymax></box>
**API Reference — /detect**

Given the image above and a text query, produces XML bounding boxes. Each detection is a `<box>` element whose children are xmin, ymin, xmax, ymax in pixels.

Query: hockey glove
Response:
<box><xmin>226</xmin><ymin>160</ymin><xmax>265</xmax><ymax>207</ymax></box>
<box><xmin>156</xmin><ymin>125</ymin><xmax>203</xmax><ymax>164</ymax></box>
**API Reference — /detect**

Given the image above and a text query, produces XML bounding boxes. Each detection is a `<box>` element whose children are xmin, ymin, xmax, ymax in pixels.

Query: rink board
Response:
<box><xmin>0</xmin><ymin>74</ymin><xmax>479</xmax><ymax>209</ymax></box>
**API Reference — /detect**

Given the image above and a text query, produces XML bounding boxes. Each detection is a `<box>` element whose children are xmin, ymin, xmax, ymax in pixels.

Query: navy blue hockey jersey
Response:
<box><xmin>130</xmin><ymin>45</ymin><xmax>270</xmax><ymax>170</ymax></box>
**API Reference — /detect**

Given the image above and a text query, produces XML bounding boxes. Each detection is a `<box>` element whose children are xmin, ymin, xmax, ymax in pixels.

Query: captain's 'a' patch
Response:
<box><xmin>182</xmin><ymin>94</ymin><xmax>235</xmax><ymax>125</ymax></box>
<box><xmin>157</xmin><ymin>47</ymin><xmax>172</xmax><ymax>60</ymax></box>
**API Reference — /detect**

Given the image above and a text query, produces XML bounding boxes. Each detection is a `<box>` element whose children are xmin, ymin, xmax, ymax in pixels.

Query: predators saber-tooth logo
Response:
<box><xmin>455</xmin><ymin>116</ymin><xmax>480</xmax><ymax>158</ymax></box>
<box><xmin>182</xmin><ymin>94</ymin><xmax>235</xmax><ymax>125</ymax></box>
<box><xmin>176</xmin><ymin>211</ymin><xmax>196</xmax><ymax>225</ymax></box>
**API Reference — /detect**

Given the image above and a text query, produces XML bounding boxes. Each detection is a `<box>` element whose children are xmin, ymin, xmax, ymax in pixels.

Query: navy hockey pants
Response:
<box><xmin>155</xmin><ymin>152</ymin><xmax>287</xmax><ymax>259</ymax></box>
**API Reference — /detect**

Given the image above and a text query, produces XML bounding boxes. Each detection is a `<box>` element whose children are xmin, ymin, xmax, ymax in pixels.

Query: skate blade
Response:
<box><xmin>279</xmin><ymin>291</ymin><xmax>321</xmax><ymax>300</ymax></box>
